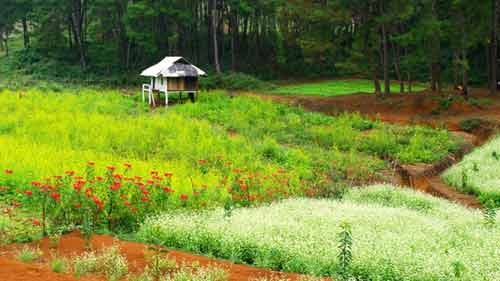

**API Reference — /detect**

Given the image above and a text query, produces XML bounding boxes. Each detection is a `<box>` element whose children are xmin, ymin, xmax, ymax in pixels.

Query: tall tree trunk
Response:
<box><xmin>491</xmin><ymin>0</ymin><xmax>498</xmax><ymax>95</ymax></box>
<box><xmin>461</xmin><ymin>11</ymin><xmax>469</xmax><ymax>100</ymax></box>
<box><xmin>392</xmin><ymin>42</ymin><xmax>404</xmax><ymax>93</ymax></box>
<box><xmin>230</xmin><ymin>12</ymin><xmax>238</xmax><ymax>72</ymax></box>
<box><xmin>373</xmin><ymin>73</ymin><xmax>381</xmax><ymax>96</ymax></box>
<box><xmin>211</xmin><ymin>0</ymin><xmax>221</xmax><ymax>73</ymax></box>
<box><xmin>407</xmin><ymin>72</ymin><xmax>413</xmax><ymax>94</ymax></box>
<box><xmin>4</xmin><ymin>33</ymin><xmax>9</xmax><ymax>57</ymax></box>
<box><xmin>70</xmin><ymin>0</ymin><xmax>87</xmax><ymax>70</ymax></box>
<box><xmin>430</xmin><ymin>0</ymin><xmax>441</xmax><ymax>93</ymax></box>
<box><xmin>22</xmin><ymin>17</ymin><xmax>29</xmax><ymax>49</ymax></box>
<box><xmin>380</xmin><ymin>2</ymin><xmax>390</xmax><ymax>96</ymax></box>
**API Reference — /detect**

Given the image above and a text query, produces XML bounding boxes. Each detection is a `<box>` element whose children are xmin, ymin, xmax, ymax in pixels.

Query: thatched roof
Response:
<box><xmin>140</xmin><ymin>56</ymin><xmax>207</xmax><ymax>77</ymax></box>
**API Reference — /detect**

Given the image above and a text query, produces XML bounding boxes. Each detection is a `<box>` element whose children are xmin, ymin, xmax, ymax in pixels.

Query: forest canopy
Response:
<box><xmin>0</xmin><ymin>0</ymin><xmax>498</xmax><ymax>93</ymax></box>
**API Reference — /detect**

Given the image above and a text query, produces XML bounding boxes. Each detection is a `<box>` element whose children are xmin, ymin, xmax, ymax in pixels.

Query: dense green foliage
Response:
<box><xmin>138</xmin><ymin>185</ymin><xmax>500</xmax><ymax>280</ymax></box>
<box><xmin>443</xmin><ymin>135</ymin><xmax>500</xmax><ymax>206</ymax></box>
<box><xmin>270</xmin><ymin>79</ymin><xmax>426</xmax><ymax>97</ymax></box>
<box><xmin>0</xmin><ymin>89</ymin><xmax>457</xmax><ymax>197</ymax></box>
<box><xmin>0</xmin><ymin>0</ymin><xmax>497</xmax><ymax>91</ymax></box>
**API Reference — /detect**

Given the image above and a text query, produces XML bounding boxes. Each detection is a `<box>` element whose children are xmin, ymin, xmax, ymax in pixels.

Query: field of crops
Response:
<box><xmin>269</xmin><ymin>79</ymin><xmax>427</xmax><ymax>97</ymax></box>
<box><xmin>0</xmin><ymin>87</ymin><xmax>475</xmax><ymax>280</ymax></box>
<box><xmin>0</xmin><ymin>89</ymin><xmax>457</xmax><ymax>206</ymax></box>
<box><xmin>138</xmin><ymin>185</ymin><xmax>500</xmax><ymax>281</ymax></box>
<box><xmin>443</xmin><ymin>136</ymin><xmax>500</xmax><ymax>206</ymax></box>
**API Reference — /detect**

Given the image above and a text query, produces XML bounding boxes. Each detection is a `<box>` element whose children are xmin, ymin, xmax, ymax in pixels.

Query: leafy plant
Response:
<box><xmin>50</xmin><ymin>256</ymin><xmax>68</xmax><ymax>273</ymax></box>
<box><xmin>337</xmin><ymin>222</ymin><xmax>353</xmax><ymax>279</ymax></box>
<box><xmin>483</xmin><ymin>200</ymin><xmax>497</xmax><ymax>226</ymax></box>
<box><xmin>17</xmin><ymin>246</ymin><xmax>42</xmax><ymax>263</ymax></box>
<box><xmin>459</xmin><ymin>118</ymin><xmax>482</xmax><ymax>132</ymax></box>
<box><xmin>73</xmin><ymin>246</ymin><xmax>128</xmax><ymax>281</ymax></box>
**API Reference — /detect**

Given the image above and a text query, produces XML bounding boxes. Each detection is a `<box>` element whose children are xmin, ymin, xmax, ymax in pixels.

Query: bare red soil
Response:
<box><xmin>248</xmin><ymin>88</ymin><xmax>500</xmax><ymax>209</ymax></box>
<box><xmin>0</xmin><ymin>232</ymin><xmax>311</xmax><ymax>281</ymax></box>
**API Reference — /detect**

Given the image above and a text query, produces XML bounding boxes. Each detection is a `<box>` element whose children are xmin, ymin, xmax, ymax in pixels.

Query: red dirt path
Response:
<box><xmin>0</xmin><ymin>232</ymin><xmax>312</xmax><ymax>281</ymax></box>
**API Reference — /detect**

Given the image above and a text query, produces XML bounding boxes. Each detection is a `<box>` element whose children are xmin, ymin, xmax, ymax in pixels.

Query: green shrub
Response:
<box><xmin>73</xmin><ymin>246</ymin><xmax>128</xmax><ymax>281</ymax></box>
<box><xmin>17</xmin><ymin>246</ymin><xmax>42</xmax><ymax>263</ymax></box>
<box><xmin>199</xmin><ymin>72</ymin><xmax>277</xmax><ymax>91</ymax></box>
<box><xmin>50</xmin><ymin>257</ymin><xmax>68</xmax><ymax>273</ymax></box>
<box><xmin>459</xmin><ymin>118</ymin><xmax>483</xmax><ymax>132</ymax></box>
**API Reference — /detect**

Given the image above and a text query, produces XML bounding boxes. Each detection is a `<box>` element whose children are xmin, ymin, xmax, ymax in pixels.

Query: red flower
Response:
<box><xmin>96</xmin><ymin>176</ymin><xmax>104</xmax><ymax>182</ymax></box>
<box><xmin>198</xmin><ymin>159</ymin><xmax>207</xmax><ymax>165</ymax></box>
<box><xmin>180</xmin><ymin>194</ymin><xmax>189</xmax><ymax>201</ymax></box>
<box><xmin>113</xmin><ymin>174</ymin><xmax>123</xmax><ymax>180</ymax></box>
<box><xmin>31</xmin><ymin>181</ymin><xmax>41</xmax><ymax>187</ymax></box>
<box><xmin>163</xmin><ymin>187</ymin><xmax>174</xmax><ymax>193</ymax></box>
<box><xmin>193</xmin><ymin>191</ymin><xmax>200</xmax><ymax>197</ymax></box>
<box><xmin>93</xmin><ymin>196</ymin><xmax>104</xmax><ymax>209</ymax></box>
<box><xmin>124</xmin><ymin>163</ymin><xmax>132</xmax><ymax>169</ymax></box>
<box><xmin>24</xmin><ymin>190</ymin><xmax>33</xmax><ymax>196</ymax></box>
<box><xmin>4</xmin><ymin>169</ymin><xmax>13</xmax><ymax>175</ymax></box>
<box><xmin>74</xmin><ymin>203</ymin><xmax>82</xmax><ymax>209</ymax></box>
<box><xmin>41</xmin><ymin>184</ymin><xmax>54</xmax><ymax>192</ymax></box>
<box><xmin>87</xmin><ymin>161</ymin><xmax>95</xmax><ymax>166</ymax></box>
<box><xmin>50</xmin><ymin>192</ymin><xmax>61</xmax><ymax>201</ymax></box>
<box><xmin>150</xmin><ymin>170</ymin><xmax>159</xmax><ymax>176</ymax></box>
<box><xmin>164</xmin><ymin>172</ymin><xmax>173</xmax><ymax>178</ymax></box>
<box><xmin>239</xmin><ymin>183</ymin><xmax>248</xmax><ymax>191</ymax></box>
<box><xmin>73</xmin><ymin>180</ymin><xmax>85</xmax><ymax>191</ymax></box>
<box><xmin>85</xmin><ymin>188</ymin><xmax>93</xmax><ymax>197</ymax></box>
<box><xmin>65</xmin><ymin>170</ymin><xmax>75</xmax><ymax>176</ymax></box>
<box><xmin>141</xmin><ymin>189</ymin><xmax>150</xmax><ymax>195</ymax></box>
<box><xmin>110</xmin><ymin>181</ymin><xmax>121</xmax><ymax>191</ymax></box>
<box><xmin>141</xmin><ymin>196</ymin><xmax>149</xmax><ymax>203</ymax></box>
<box><xmin>106</xmin><ymin>165</ymin><xmax>116</xmax><ymax>172</ymax></box>
<box><xmin>32</xmin><ymin>219</ymin><xmax>41</xmax><ymax>227</ymax></box>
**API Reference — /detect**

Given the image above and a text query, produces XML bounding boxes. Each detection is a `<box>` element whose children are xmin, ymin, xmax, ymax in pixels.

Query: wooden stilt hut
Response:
<box><xmin>140</xmin><ymin>56</ymin><xmax>207</xmax><ymax>107</ymax></box>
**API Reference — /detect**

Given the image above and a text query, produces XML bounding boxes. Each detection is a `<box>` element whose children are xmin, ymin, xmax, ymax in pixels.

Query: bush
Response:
<box><xmin>50</xmin><ymin>257</ymin><xmax>68</xmax><ymax>273</ymax></box>
<box><xmin>459</xmin><ymin>118</ymin><xmax>483</xmax><ymax>132</ymax></box>
<box><xmin>199</xmin><ymin>72</ymin><xmax>277</xmax><ymax>91</ymax></box>
<box><xmin>17</xmin><ymin>246</ymin><xmax>43</xmax><ymax>263</ymax></box>
<box><xmin>73</xmin><ymin>246</ymin><xmax>128</xmax><ymax>281</ymax></box>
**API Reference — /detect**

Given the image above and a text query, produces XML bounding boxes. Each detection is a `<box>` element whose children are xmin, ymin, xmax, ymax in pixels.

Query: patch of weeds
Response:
<box><xmin>144</xmin><ymin>244</ymin><xmax>176</xmax><ymax>280</ymax></box>
<box><xmin>74</xmin><ymin>251</ymin><xmax>98</xmax><ymax>277</ymax></box>
<box><xmin>50</xmin><ymin>256</ymin><xmax>68</xmax><ymax>273</ymax></box>
<box><xmin>459</xmin><ymin>118</ymin><xmax>482</xmax><ymax>132</ymax></box>
<box><xmin>73</xmin><ymin>245</ymin><xmax>128</xmax><ymax>281</ymax></box>
<box><xmin>468</xmin><ymin>98</ymin><xmax>492</xmax><ymax>107</ymax></box>
<box><xmin>483</xmin><ymin>200</ymin><xmax>498</xmax><ymax>227</ymax></box>
<box><xmin>163</xmin><ymin>264</ymin><xmax>228</xmax><ymax>281</ymax></box>
<box><xmin>17</xmin><ymin>246</ymin><xmax>43</xmax><ymax>263</ymax></box>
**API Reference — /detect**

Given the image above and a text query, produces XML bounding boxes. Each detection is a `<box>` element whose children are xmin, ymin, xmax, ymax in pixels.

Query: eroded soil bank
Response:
<box><xmin>0</xmin><ymin>232</ymin><xmax>312</xmax><ymax>281</ymax></box>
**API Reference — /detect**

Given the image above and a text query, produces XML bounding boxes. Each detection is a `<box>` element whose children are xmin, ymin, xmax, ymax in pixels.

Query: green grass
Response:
<box><xmin>138</xmin><ymin>184</ymin><xmax>500</xmax><ymax>281</ymax></box>
<box><xmin>0</xmin><ymin>88</ymin><xmax>456</xmax><ymax>209</ymax></box>
<box><xmin>442</xmin><ymin>135</ymin><xmax>500</xmax><ymax>206</ymax></box>
<box><xmin>269</xmin><ymin>79</ymin><xmax>427</xmax><ymax>97</ymax></box>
